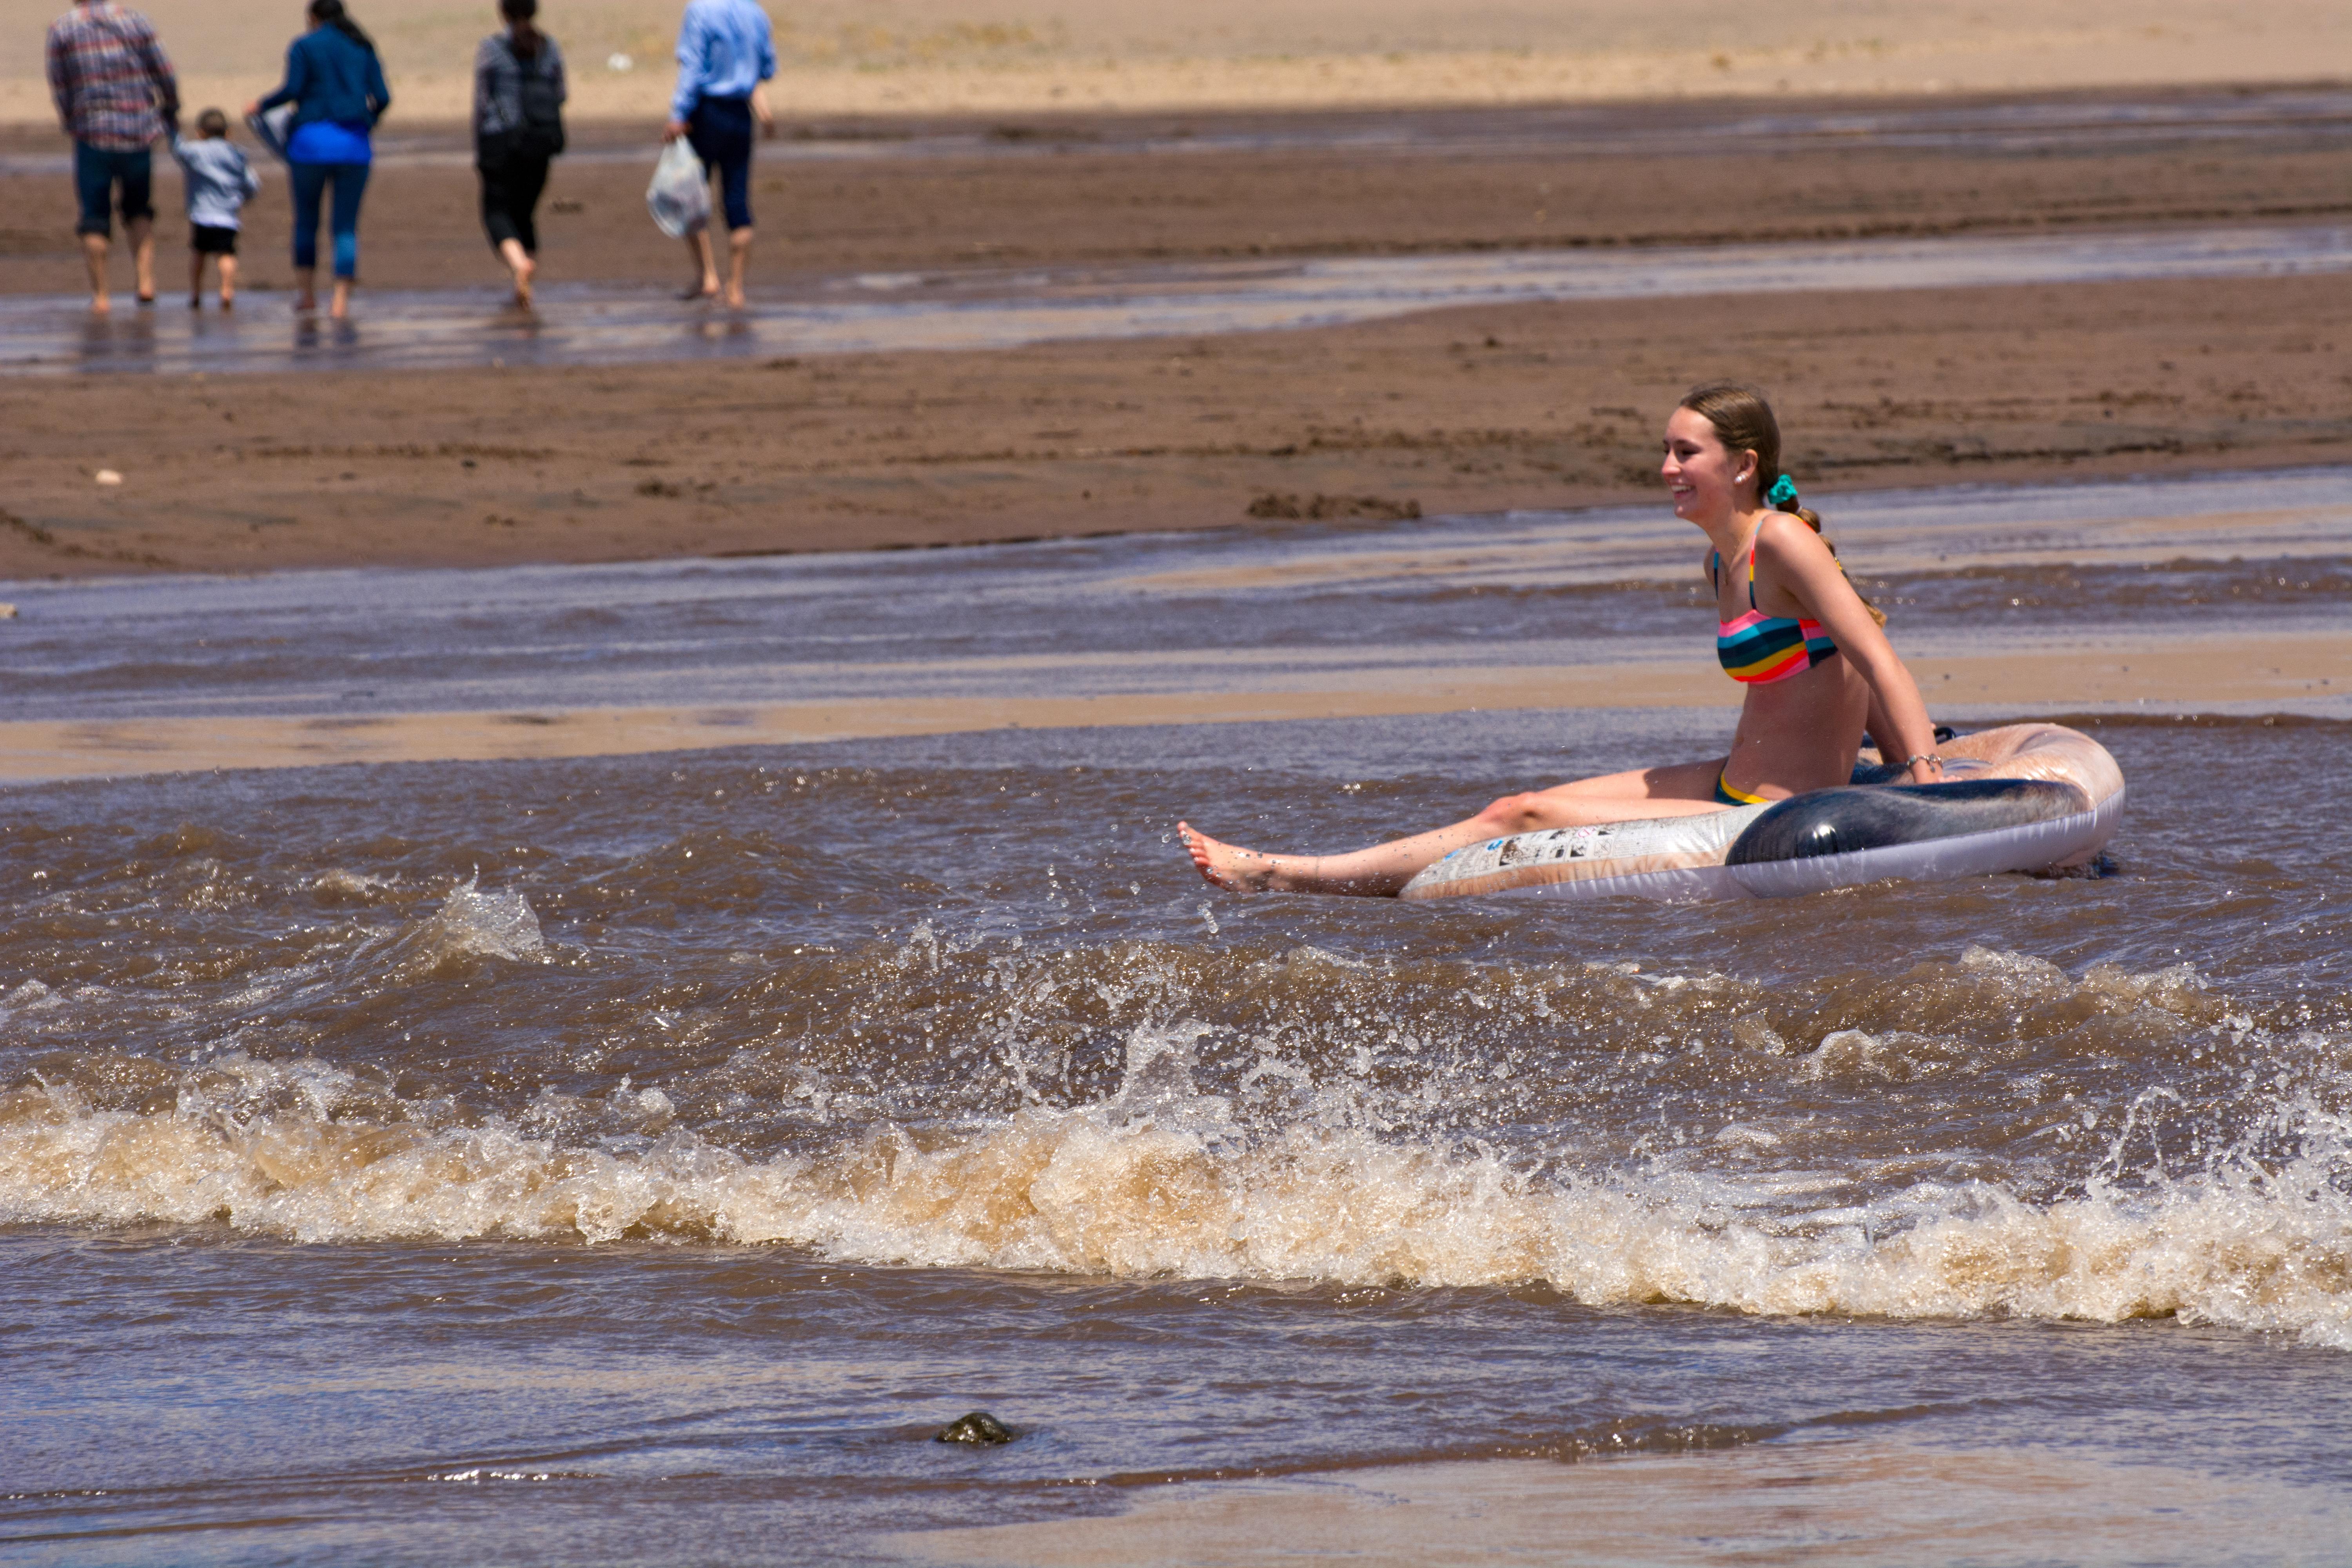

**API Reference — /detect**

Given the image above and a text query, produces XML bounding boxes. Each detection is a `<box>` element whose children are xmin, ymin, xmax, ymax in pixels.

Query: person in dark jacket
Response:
<box><xmin>474</xmin><ymin>0</ymin><xmax>564</xmax><ymax>308</ymax></box>
<box><xmin>246</xmin><ymin>0</ymin><xmax>389</xmax><ymax>319</ymax></box>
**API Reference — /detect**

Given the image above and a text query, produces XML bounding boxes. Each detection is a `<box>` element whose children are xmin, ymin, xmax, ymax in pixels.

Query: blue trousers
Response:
<box><xmin>686</xmin><ymin>96</ymin><xmax>754</xmax><ymax>231</ymax></box>
<box><xmin>290</xmin><ymin>161</ymin><xmax>370</xmax><ymax>279</ymax></box>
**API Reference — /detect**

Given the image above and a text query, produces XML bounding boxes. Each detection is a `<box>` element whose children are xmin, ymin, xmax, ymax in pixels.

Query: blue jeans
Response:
<box><xmin>290</xmin><ymin>161</ymin><xmax>370</xmax><ymax>279</ymax></box>
<box><xmin>74</xmin><ymin>143</ymin><xmax>153</xmax><ymax>238</ymax></box>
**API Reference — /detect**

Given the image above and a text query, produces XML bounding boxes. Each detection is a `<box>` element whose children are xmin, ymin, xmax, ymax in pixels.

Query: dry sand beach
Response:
<box><xmin>5</xmin><ymin>0</ymin><xmax>2351</xmax><ymax>122</ymax></box>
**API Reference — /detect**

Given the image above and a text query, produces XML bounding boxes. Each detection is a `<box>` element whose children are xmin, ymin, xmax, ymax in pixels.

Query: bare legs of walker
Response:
<box><xmin>681</xmin><ymin>229</ymin><xmax>718</xmax><ymax>301</ymax></box>
<box><xmin>295</xmin><ymin>268</ymin><xmax>352</xmax><ymax>318</ymax></box>
<box><xmin>1178</xmin><ymin>758</ymin><xmax>1731</xmax><ymax>897</ymax></box>
<box><xmin>81</xmin><ymin>232</ymin><xmax>111</xmax><ymax>313</ymax></box>
<box><xmin>498</xmin><ymin>238</ymin><xmax>535</xmax><ymax>308</ymax></box>
<box><xmin>681</xmin><ymin>225</ymin><xmax>753</xmax><ymax>307</ymax></box>
<box><xmin>721</xmin><ymin>225</ymin><xmax>751</xmax><ymax>308</ymax></box>
<box><xmin>189</xmin><ymin>250</ymin><xmax>239</xmax><ymax>309</ymax></box>
<box><xmin>131</xmin><ymin>217</ymin><xmax>154</xmax><ymax>303</ymax></box>
<box><xmin>292</xmin><ymin>269</ymin><xmax>353</xmax><ymax>318</ymax></box>
<box><xmin>80</xmin><ymin>217</ymin><xmax>152</xmax><ymax>314</ymax></box>
<box><xmin>479</xmin><ymin>152</ymin><xmax>548</xmax><ymax>309</ymax></box>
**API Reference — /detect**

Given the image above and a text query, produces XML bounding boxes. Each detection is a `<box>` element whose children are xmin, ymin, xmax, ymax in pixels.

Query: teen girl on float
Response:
<box><xmin>1178</xmin><ymin>383</ymin><xmax>1948</xmax><ymax>897</ymax></box>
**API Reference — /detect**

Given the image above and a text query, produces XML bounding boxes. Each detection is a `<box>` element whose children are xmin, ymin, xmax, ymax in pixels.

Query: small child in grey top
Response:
<box><xmin>171</xmin><ymin>108</ymin><xmax>263</xmax><ymax>309</ymax></box>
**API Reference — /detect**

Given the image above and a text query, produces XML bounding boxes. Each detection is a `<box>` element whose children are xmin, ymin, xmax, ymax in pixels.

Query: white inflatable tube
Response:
<box><xmin>1398</xmin><ymin>722</ymin><xmax>2125</xmax><ymax>904</ymax></box>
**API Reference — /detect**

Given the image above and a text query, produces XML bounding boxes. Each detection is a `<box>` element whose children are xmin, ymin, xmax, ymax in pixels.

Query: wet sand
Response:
<box><xmin>4</xmin><ymin>87</ymin><xmax>2349</xmax><ymax>579</ymax></box>
<box><xmin>11</xmin><ymin>225</ymin><xmax>2351</xmax><ymax>381</ymax></box>
<box><xmin>5</xmin><ymin>269</ymin><xmax>2348</xmax><ymax>580</ymax></box>
<box><xmin>896</xmin><ymin>1440</ymin><xmax>2352</xmax><ymax>1566</ymax></box>
<box><xmin>5</xmin><ymin>627</ymin><xmax>2344</xmax><ymax>784</ymax></box>
<box><xmin>7</xmin><ymin>466</ymin><xmax>2345</xmax><ymax>783</ymax></box>
<box><xmin>7</xmin><ymin>90</ymin><xmax>2352</xmax><ymax>296</ymax></box>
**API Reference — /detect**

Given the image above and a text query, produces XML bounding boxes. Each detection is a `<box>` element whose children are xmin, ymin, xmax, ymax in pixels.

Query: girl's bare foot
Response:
<box><xmin>678</xmin><ymin>279</ymin><xmax>718</xmax><ymax>302</ymax></box>
<box><xmin>294</xmin><ymin>292</ymin><xmax>317</xmax><ymax>313</ymax></box>
<box><xmin>328</xmin><ymin>280</ymin><xmax>352</xmax><ymax>320</ymax></box>
<box><xmin>1177</xmin><ymin>822</ymin><xmax>1288</xmax><ymax>894</ymax></box>
<box><xmin>511</xmin><ymin>254</ymin><xmax>535</xmax><ymax>309</ymax></box>
<box><xmin>722</xmin><ymin>279</ymin><xmax>746</xmax><ymax>308</ymax></box>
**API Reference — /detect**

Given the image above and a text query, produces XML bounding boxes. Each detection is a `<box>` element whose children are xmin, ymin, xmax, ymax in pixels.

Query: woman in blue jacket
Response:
<box><xmin>247</xmin><ymin>0</ymin><xmax>390</xmax><ymax>319</ymax></box>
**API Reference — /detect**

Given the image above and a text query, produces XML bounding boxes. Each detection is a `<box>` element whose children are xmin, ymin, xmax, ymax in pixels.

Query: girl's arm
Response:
<box><xmin>1758</xmin><ymin>517</ymin><xmax>1944</xmax><ymax>783</ymax></box>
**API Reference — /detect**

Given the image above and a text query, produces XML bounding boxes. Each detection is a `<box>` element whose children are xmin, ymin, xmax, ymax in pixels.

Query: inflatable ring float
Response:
<box><xmin>1398</xmin><ymin>722</ymin><xmax>2125</xmax><ymax>903</ymax></box>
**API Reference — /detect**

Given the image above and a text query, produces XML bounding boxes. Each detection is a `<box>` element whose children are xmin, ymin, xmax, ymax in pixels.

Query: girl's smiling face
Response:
<box><xmin>1661</xmin><ymin>406</ymin><xmax>1756</xmax><ymax>523</ymax></box>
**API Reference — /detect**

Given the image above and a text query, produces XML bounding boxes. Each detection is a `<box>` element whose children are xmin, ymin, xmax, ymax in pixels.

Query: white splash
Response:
<box><xmin>2</xmin><ymin>1026</ymin><xmax>2348</xmax><ymax>1352</ymax></box>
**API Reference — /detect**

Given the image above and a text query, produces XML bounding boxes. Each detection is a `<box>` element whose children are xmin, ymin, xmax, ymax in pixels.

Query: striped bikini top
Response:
<box><xmin>1711</xmin><ymin>524</ymin><xmax>1841</xmax><ymax>685</ymax></box>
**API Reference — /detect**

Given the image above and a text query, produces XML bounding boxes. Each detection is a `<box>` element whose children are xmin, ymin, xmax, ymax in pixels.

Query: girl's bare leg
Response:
<box><xmin>217</xmin><ymin>254</ymin><xmax>238</xmax><ymax>307</ymax></box>
<box><xmin>1180</xmin><ymin>758</ymin><xmax>1729</xmax><ymax>898</ymax></box>
<box><xmin>294</xmin><ymin>266</ymin><xmax>318</xmax><ymax>312</ymax></box>
<box><xmin>188</xmin><ymin>250</ymin><xmax>203</xmax><ymax>307</ymax></box>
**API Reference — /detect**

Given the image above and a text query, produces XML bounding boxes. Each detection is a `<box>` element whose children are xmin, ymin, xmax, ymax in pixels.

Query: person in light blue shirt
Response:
<box><xmin>664</xmin><ymin>0</ymin><xmax>775</xmax><ymax>306</ymax></box>
<box><xmin>247</xmin><ymin>0</ymin><xmax>390</xmax><ymax>319</ymax></box>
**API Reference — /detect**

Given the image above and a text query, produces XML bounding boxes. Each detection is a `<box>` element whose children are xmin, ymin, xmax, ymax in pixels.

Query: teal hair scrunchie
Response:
<box><xmin>1765</xmin><ymin>475</ymin><xmax>1801</xmax><ymax>508</ymax></box>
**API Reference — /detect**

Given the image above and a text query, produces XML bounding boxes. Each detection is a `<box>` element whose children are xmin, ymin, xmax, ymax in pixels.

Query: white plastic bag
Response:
<box><xmin>646</xmin><ymin>138</ymin><xmax>709</xmax><ymax>238</ymax></box>
<box><xmin>244</xmin><ymin>103</ymin><xmax>295</xmax><ymax>165</ymax></box>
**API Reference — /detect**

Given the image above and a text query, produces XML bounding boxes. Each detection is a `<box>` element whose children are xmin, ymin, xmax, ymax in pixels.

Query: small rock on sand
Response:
<box><xmin>94</xmin><ymin>469</ymin><xmax>122</xmax><ymax>486</ymax></box>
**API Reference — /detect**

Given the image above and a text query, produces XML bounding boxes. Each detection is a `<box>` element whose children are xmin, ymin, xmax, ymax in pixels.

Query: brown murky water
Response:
<box><xmin>4</xmin><ymin>469</ymin><xmax>2350</xmax><ymax>1563</ymax></box>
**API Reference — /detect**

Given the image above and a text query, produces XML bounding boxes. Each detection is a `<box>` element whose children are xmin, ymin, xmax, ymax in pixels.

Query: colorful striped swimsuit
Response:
<box><xmin>1711</xmin><ymin>529</ymin><xmax>1840</xmax><ymax>686</ymax></box>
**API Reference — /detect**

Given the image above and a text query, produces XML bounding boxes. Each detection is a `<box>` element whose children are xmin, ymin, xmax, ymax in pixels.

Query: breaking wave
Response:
<box><xmin>5</xmin><ymin>961</ymin><xmax>2348</xmax><ymax>1350</ymax></box>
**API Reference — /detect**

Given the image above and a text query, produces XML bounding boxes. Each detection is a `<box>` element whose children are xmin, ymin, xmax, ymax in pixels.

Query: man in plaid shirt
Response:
<box><xmin>46</xmin><ymin>0</ymin><xmax>179</xmax><ymax>312</ymax></box>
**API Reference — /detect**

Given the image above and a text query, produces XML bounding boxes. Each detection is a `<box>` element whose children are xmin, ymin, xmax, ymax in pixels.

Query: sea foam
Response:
<box><xmin>4</xmin><ymin>1016</ymin><xmax>2347</xmax><ymax>1350</ymax></box>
